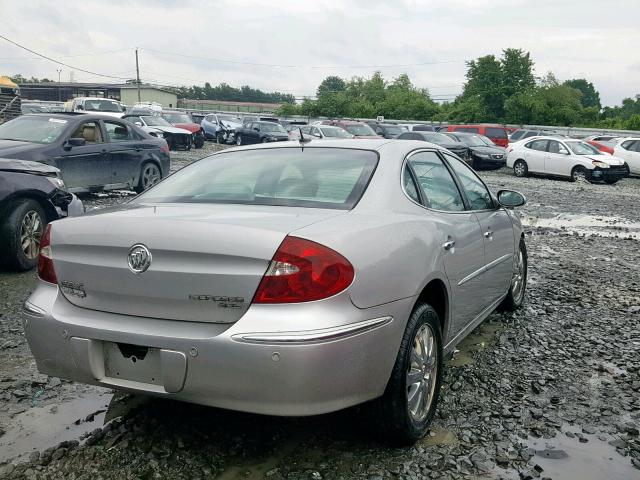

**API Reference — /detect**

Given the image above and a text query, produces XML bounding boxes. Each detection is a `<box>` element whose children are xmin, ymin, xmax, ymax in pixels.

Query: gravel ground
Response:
<box><xmin>1</xmin><ymin>143</ymin><xmax>639</xmax><ymax>479</ymax></box>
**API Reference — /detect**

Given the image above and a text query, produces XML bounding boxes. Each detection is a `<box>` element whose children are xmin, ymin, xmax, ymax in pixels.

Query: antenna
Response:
<box><xmin>298</xmin><ymin>127</ymin><xmax>312</xmax><ymax>150</ymax></box>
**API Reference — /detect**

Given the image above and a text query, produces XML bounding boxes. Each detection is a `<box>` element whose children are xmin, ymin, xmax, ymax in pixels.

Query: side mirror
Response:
<box><xmin>64</xmin><ymin>138</ymin><xmax>86</xmax><ymax>150</ymax></box>
<box><xmin>497</xmin><ymin>190</ymin><xmax>526</xmax><ymax>208</ymax></box>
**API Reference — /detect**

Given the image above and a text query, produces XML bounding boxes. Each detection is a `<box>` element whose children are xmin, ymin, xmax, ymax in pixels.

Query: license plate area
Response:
<box><xmin>103</xmin><ymin>341</ymin><xmax>163</xmax><ymax>386</ymax></box>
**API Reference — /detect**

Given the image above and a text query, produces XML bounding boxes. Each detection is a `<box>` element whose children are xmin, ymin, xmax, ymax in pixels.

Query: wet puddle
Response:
<box><xmin>524</xmin><ymin>427</ymin><xmax>638</xmax><ymax>480</ymax></box>
<box><xmin>523</xmin><ymin>213</ymin><xmax>640</xmax><ymax>240</ymax></box>
<box><xmin>420</xmin><ymin>427</ymin><xmax>458</xmax><ymax>447</ymax></box>
<box><xmin>0</xmin><ymin>391</ymin><xmax>147</xmax><ymax>464</ymax></box>
<box><xmin>449</xmin><ymin>322</ymin><xmax>503</xmax><ymax>367</ymax></box>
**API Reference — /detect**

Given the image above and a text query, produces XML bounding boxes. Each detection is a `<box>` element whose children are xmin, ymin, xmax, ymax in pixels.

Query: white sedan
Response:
<box><xmin>613</xmin><ymin>138</ymin><xmax>640</xmax><ymax>175</ymax></box>
<box><xmin>289</xmin><ymin>125</ymin><xmax>354</xmax><ymax>141</ymax></box>
<box><xmin>506</xmin><ymin>136</ymin><xmax>628</xmax><ymax>184</ymax></box>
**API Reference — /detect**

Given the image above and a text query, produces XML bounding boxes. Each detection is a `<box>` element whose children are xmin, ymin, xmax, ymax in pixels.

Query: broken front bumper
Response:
<box><xmin>589</xmin><ymin>166</ymin><xmax>628</xmax><ymax>182</ymax></box>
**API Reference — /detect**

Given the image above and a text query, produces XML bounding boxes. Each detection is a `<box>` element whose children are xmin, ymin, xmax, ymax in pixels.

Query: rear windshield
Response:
<box><xmin>135</xmin><ymin>147</ymin><xmax>379</xmax><ymax>210</ymax></box>
<box><xmin>344</xmin><ymin>124</ymin><xmax>377</xmax><ymax>136</ymax></box>
<box><xmin>485</xmin><ymin>127</ymin><xmax>508</xmax><ymax>138</ymax></box>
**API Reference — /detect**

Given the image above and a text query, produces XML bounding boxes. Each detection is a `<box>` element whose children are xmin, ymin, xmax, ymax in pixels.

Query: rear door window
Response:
<box><xmin>406</xmin><ymin>151</ymin><xmax>464</xmax><ymax>211</ymax></box>
<box><xmin>621</xmin><ymin>140</ymin><xmax>636</xmax><ymax>150</ymax></box>
<box><xmin>485</xmin><ymin>127</ymin><xmax>508</xmax><ymax>139</ymax></box>
<box><xmin>526</xmin><ymin>139</ymin><xmax>549</xmax><ymax>151</ymax></box>
<box><xmin>104</xmin><ymin>121</ymin><xmax>134</xmax><ymax>142</ymax></box>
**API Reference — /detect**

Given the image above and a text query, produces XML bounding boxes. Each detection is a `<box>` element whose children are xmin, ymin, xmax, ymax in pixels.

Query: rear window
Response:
<box><xmin>413</xmin><ymin>125</ymin><xmax>434</xmax><ymax>132</ymax></box>
<box><xmin>135</xmin><ymin>147</ymin><xmax>378</xmax><ymax>210</ymax></box>
<box><xmin>456</xmin><ymin>127</ymin><xmax>479</xmax><ymax>133</ymax></box>
<box><xmin>485</xmin><ymin>127</ymin><xmax>508</xmax><ymax>138</ymax></box>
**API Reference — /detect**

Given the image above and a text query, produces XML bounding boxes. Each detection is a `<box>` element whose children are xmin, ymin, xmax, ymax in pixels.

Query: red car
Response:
<box><xmin>161</xmin><ymin>111</ymin><xmax>205</xmax><ymax>149</ymax></box>
<box><xmin>446</xmin><ymin>124</ymin><xmax>509</xmax><ymax>148</ymax></box>
<box><xmin>320</xmin><ymin>120</ymin><xmax>382</xmax><ymax>139</ymax></box>
<box><xmin>586</xmin><ymin>140</ymin><xmax>614</xmax><ymax>155</ymax></box>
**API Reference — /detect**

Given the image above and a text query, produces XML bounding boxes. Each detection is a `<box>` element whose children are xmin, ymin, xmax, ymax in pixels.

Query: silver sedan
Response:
<box><xmin>24</xmin><ymin>139</ymin><xmax>527</xmax><ymax>444</ymax></box>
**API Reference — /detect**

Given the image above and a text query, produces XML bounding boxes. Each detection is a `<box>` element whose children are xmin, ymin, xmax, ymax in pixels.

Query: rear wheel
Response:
<box><xmin>0</xmin><ymin>199</ymin><xmax>47</xmax><ymax>271</ymax></box>
<box><xmin>194</xmin><ymin>133</ymin><xmax>204</xmax><ymax>149</ymax></box>
<box><xmin>236</xmin><ymin>135</ymin><xmax>243</xmax><ymax>146</ymax></box>
<box><xmin>262</xmin><ymin>137</ymin><xmax>269</xmax><ymax>143</ymax></box>
<box><xmin>513</xmin><ymin>159</ymin><xmax>528</xmax><ymax>177</ymax></box>
<box><xmin>571</xmin><ymin>166</ymin><xmax>588</xmax><ymax>183</ymax></box>
<box><xmin>365</xmin><ymin>303</ymin><xmax>443</xmax><ymax>445</ymax></box>
<box><xmin>499</xmin><ymin>238</ymin><xmax>527</xmax><ymax>311</ymax></box>
<box><xmin>216</xmin><ymin>132</ymin><xmax>225</xmax><ymax>144</ymax></box>
<box><xmin>135</xmin><ymin>162</ymin><xmax>162</xmax><ymax>193</ymax></box>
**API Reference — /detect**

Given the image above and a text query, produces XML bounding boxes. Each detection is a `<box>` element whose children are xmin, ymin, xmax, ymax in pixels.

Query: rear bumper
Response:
<box><xmin>23</xmin><ymin>282</ymin><xmax>413</xmax><ymax>416</ymax></box>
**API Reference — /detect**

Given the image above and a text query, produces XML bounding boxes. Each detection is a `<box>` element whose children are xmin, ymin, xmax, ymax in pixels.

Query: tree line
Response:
<box><xmin>277</xmin><ymin>49</ymin><xmax>640</xmax><ymax>131</ymax></box>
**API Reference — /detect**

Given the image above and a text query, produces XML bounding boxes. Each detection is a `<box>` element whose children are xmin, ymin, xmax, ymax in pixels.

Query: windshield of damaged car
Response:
<box><xmin>259</xmin><ymin>122</ymin><xmax>286</xmax><ymax>133</ymax></box>
<box><xmin>134</xmin><ymin>148</ymin><xmax>378</xmax><ymax>210</ymax></box>
<box><xmin>219</xmin><ymin>115</ymin><xmax>241</xmax><ymax>124</ymax></box>
<box><xmin>84</xmin><ymin>99</ymin><xmax>122</xmax><ymax>112</ymax></box>
<box><xmin>566</xmin><ymin>141</ymin><xmax>602</xmax><ymax>155</ymax></box>
<box><xmin>459</xmin><ymin>135</ymin><xmax>491</xmax><ymax>147</ymax></box>
<box><xmin>0</xmin><ymin>116</ymin><xmax>67</xmax><ymax>144</ymax></box>
<box><xmin>422</xmin><ymin>133</ymin><xmax>453</xmax><ymax>144</ymax></box>
<box><xmin>163</xmin><ymin>113</ymin><xmax>193</xmax><ymax>124</ymax></box>
<box><xmin>142</xmin><ymin>116</ymin><xmax>172</xmax><ymax>127</ymax></box>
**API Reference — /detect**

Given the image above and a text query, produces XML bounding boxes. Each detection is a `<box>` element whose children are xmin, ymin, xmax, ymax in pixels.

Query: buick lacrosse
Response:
<box><xmin>24</xmin><ymin>139</ymin><xmax>527</xmax><ymax>444</ymax></box>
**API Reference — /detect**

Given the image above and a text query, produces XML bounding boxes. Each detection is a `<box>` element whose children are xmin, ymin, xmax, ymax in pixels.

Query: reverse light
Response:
<box><xmin>38</xmin><ymin>224</ymin><xmax>57</xmax><ymax>284</ymax></box>
<box><xmin>253</xmin><ymin>236</ymin><xmax>354</xmax><ymax>304</ymax></box>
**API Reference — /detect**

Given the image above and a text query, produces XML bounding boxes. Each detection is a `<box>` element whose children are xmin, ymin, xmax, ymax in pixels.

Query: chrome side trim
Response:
<box><xmin>23</xmin><ymin>301</ymin><xmax>46</xmax><ymax>317</ymax></box>
<box><xmin>458</xmin><ymin>253</ymin><xmax>513</xmax><ymax>286</ymax></box>
<box><xmin>232</xmin><ymin>316</ymin><xmax>393</xmax><ymax>345</ymax></box>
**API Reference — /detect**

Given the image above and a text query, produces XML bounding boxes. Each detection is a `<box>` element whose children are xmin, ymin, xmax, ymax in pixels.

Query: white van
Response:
<box><xmin>67</xmin><ymin>97</ymin><xmax>125</xmax><ymax>118</ymax></box>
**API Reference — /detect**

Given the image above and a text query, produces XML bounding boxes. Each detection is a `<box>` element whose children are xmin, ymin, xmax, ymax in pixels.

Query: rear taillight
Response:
<box><xmin>160</xmin><ymin>141</ymin><xmax>169</xmax><ymax>153</ymax></box>
<box><xmin>253</xmin><ymin>236</ymin><xmax>354</xmax><ymax>304</ymax></box>
<box><xmin>38</xmin><ymin>224</ymin><xmax>57</xmax><ymax>284</ymax></box>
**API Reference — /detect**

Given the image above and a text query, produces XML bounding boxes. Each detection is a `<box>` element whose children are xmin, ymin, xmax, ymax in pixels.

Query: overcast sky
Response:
<box><xmin>1</xmin><ymin>0</ymin><xmax>638</xmax><ymax>106</ymax></box>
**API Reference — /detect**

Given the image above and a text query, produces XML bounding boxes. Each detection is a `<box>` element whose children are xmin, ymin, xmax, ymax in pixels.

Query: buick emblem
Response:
<box><xmin>127</xmin><ymin>244</ymin><xmax>152</xmax><ymax>274</ymax></box>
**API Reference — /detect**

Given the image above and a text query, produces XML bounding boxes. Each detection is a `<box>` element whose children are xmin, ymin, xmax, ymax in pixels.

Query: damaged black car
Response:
<box><xmin>0</xmin><ymin>158</ymin><xmax>83</xmax><ymax>271</ymax></box>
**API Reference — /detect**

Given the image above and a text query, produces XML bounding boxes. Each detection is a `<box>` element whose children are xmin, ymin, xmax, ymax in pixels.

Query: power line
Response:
<box><xmin>141</xmin><ymin>47</ymin><xmax>465</xmax><ymax>69</ymax></box>
<box><xmin>0</xmin><ymin>34</ymin><xmax>132</xmax><ymax>80</ymax></box>
<box><xmin>0</xmin><ymin>47</ymin><xmax>132</xmax><ymax>61</ymax></box>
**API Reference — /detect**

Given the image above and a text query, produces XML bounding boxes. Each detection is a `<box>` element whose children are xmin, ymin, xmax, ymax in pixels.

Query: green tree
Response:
<box><xmin>316</xmin><ymin>76</ymin><xmax>346</xmax><ymax>98</ymax></box>
<box><xmin>563</xmin><ymin>79</ymin><xmax>601</xmax><ymax>109</ymax></box>
<box><xmin>460</xmin><ymin>55</ymin><xmax>504</xmax><ymax>121</ymax></box>
<box><xmin>500</xmin><ymin>48</ymin><xmax>535</xmax><ymax>98</ymax></box>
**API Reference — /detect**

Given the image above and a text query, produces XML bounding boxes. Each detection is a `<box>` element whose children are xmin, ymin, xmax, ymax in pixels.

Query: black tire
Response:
<box><xmin>513</xmin><ymin>159</ymin><xmax>528</xmax><ymax>177</ymax></box>
<box><xmin>472</xmin><ymin>158</ymin><xmax>480</xmax><ymax>170</ymax></box>
<box><xmin>571</xmin><ymin>166</ymin><xmax>588</xmax><ymax>183</ymax></box>
<box><xmin>236</xmin><ymin>135</ymin><xmax>242</xmax><ymax>146</ymax></box>
<box><xmin>365</xmin><ymin>303</ymin><xmax>443</xmax><ymax>445</ymax></box>
<box><xmin>499</xmin><ymin>238</ymin><xmax>527</xmax><ymax>311</ymax></box>
<box><xmin>0</xmin><ymin>199</ymin><xmax>47</xmax><ymax>271</ymax></box>
<box><xmin>135</xmin><ymin>162</ymin><xmax>162</xmax><ymax>194</ymax></box>
<box><xmin>194</xmin><ymin>133</ymin><xmax>204</xmax><ymax>149</ymax></box>
<box><xmin>216</xmin><ymin>132</ymin><xmax>225</xmax><ymax>144</ymax></box>
<box><xmin>261</xmin><ymin>137</ymin><xmax>269</xmax><ymax>143</ymax></box>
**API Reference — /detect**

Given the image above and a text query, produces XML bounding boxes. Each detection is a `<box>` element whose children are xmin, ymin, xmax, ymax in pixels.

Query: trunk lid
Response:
<box><xmin>51</xmin><ymin>204</ymin><xmax>343</xmax><ymax>323</ymax></box>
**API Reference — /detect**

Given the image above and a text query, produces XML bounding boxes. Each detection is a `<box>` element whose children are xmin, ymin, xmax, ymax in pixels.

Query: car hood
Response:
<box><xmin>469</xmin><ymin>145</ymin><xmax>505</xmax><ymax>155</ymax></box>
<box><xmin>172</xmin><ymin>123</ymin><xmax>201</xmax><ymax>133</ymax></box>
<box><xmin>149</xmin><ymin>125</ymin><xmax>192</xmax><ymax>135</ymax></box>
<box><xmin>0</xmin><ymin>139</ymin><xmax>42</xmax><ymax>157</ymax></box>
<box><xmin>0</xmin><ymin>156</ymin><xmax>59</xmax><ymax>175</ymax></box>
<box><xmin>436</xmin><ymin>141</ymin><xmax>467</xmax><ymax>149</ymax></box>
<box><xmin>585</xmin><ymin>155</ymin><xmax>625</xmax><ymax>166</ymax></box>
<box><xmin>220</xmin><ymin>121</ymin><xmax>242</xmax><ymax>129</ymax></box>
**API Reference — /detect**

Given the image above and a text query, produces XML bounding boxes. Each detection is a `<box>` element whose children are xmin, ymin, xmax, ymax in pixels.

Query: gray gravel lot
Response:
<box><xmin>1</xmin><ymin>142</ymin><xmax>639</xmax><ymax>479</ymax></box>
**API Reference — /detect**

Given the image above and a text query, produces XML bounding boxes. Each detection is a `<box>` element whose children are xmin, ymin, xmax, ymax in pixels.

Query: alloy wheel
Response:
<box><xmin>20</xmin><ymin>210</ymin><xmax>44</xmax><ymax>260</ymax></box>
<box><xmin>510</xmin><ymin>248</ymin><xmax>525</xmax><ymax>304</ymax></box>
<box><xmin>406</xmin><ymin>323</ymin><xmax>438</xmax><ymax>422</ymax></box>
<box><xmin>236</xmin><ymin>136</ymin><xmax>242</xmax><ymax>146</ymax></box>
<box><xmin>142</xmin><ymin>164</ymin><xmax>161</xmax><ymax>190</ymax></box>
<box><xmin>572</xmin><ymin>168</ymin><xmax>587</xmax><ymax>182</ymax></box>
<box><xmin>514</xmin><ymin>161</ymin><xmax>526</xmax><ymax>177</ymax></box>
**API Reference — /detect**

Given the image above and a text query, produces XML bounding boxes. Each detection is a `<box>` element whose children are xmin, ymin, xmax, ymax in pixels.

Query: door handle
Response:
<box><xmin>442</xmin><ymin>240</ymin><xmax>456</xmax><ymax>251</ymax></box>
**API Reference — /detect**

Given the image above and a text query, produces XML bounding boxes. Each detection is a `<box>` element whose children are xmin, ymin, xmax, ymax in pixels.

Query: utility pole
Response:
<box><xmin>56</xmin><ymin>68</ymin><xmax>62</xmax><ymax>102</ymax></box>
<box><xmin>135</xmin><ymin>48</ymin><xmax>141</xmax><ymax>102</ymax></box>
